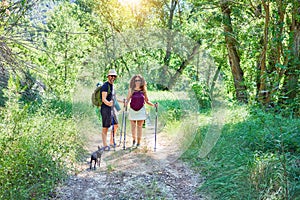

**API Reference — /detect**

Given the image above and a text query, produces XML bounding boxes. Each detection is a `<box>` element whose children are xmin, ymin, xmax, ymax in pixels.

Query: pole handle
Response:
<box><xmin>154</xmin><ymin>102</ymin><xmax>158</xmax><ymax>112</ymax></box>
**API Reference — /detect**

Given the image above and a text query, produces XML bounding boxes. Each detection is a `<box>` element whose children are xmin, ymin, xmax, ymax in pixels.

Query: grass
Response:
<box><xmin>0</xmin><ymin>83</ymin><xmax>200</xmax><ymax>199</ymax></box>
<box><xmin>0</xmin><ymin>88</ymin><xmax>86</xmax><ymax>199</ymax></box>
<box><xmin>3</xmin><ymin>81</ymin><xmax>298</xmax><ymax>200</ymax></box>
<box><xmin>182</xmin><ymin>104</ymin><xmax>300</xmax><ymax>199</ymax></box>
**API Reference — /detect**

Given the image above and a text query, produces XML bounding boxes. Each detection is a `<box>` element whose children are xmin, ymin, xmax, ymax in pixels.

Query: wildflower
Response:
<box><xmin>2</xmin><ymin>0</ymin><xmax>9</xmax><ymax>7</ymax></box>
<box><xmin>5</xmin><ymin>9</ymin><xmax>11</xmax><ymax>16</ymax></box>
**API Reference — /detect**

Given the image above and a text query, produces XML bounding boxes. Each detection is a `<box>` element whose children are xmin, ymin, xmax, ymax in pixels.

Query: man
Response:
<box><xmin>100</xmin><ymin>69</ymin><xmax>118</xmax><ymax>150</ymax></box>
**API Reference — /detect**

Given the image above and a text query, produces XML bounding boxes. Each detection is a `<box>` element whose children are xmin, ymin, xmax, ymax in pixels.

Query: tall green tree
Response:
<box><xmin>220</xmin><ymin>0</ymin><xmax>248</xmax><ymax>103</ymax></box>
<box><xmin>188</xmin><ymin>0</ymin><xmax>299</xmax><ymax>111</ymax></box>
<box><xmin>33</xmin><ymin>2</ymin><xmax>90</xmax><ymax>98</ymax></box>
<box><xmin>279</xmin><ymin>1</ymin><xmax>300</xmax><ymax>113</ymax></box>
<box><xmin>90</xmin><ymin>0</ymin><xmax>204</xmax><ymax>90</ymax></box>
<box><xmin>0</xmin><ymin>0</ymin><xmax>44</xmax><ymax>104</ymax></box>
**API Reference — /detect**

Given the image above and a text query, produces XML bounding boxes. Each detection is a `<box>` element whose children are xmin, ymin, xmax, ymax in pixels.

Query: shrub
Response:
<box><xmin>182</xmin><ymin>104</ymin><xmax>300</xmax><ymax>199</ymax></box>
<box><xmin>191</xmin><ymin>82</ymin><xmax>211</xmax><ymax>109</ymax></box>
<box><xmin>0</xmin><ymin>82</ymin><xmax>84</xmax><ymax>199</ymax></box>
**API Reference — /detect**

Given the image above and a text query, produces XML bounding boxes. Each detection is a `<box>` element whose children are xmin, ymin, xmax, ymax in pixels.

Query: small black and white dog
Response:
<box><xmin>90</xmin><ymin>146</ymin><xmax>104</xmax><ymax>170</ymax></box>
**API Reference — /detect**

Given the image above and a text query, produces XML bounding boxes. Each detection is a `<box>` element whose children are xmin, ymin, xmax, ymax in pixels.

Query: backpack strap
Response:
<box><xmin>108</xmin><ymin>84</ymin><xmax>111</xmax><ymax>95</ymax></box>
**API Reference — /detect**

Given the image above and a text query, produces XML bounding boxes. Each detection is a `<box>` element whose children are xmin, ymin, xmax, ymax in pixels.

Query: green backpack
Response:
<box><xmin>91</xmin><ymin>83</ymin><xmax>111</xmax><ymax>107</ymax></box>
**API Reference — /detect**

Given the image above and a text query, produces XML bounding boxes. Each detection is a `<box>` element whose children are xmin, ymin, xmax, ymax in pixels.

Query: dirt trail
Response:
<box><xmin>50</xmin><ymin>117</ymin><xmax>207</xmax><ymax>199</ymax></box>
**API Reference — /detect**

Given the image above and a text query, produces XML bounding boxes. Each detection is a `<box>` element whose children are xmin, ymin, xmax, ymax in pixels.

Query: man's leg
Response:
<box><xmin>101</xmin><ymin>106</ymin><xmax>111</xmax><ymax>148</ymax></box>
<box><xmin>102</xmin><ymin>127</ymin><xmax>108</xmax><ymax>147</ymax></box>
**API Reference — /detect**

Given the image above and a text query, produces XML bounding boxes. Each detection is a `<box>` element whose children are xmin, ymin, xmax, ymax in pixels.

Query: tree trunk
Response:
<box><xmin>220</xmin><ymin>0</ymin><xmax>248</xmax><ymax>103</ymax></box>
<box><xmin>0</xmin><ymin>66</ymin><xmax>9</xmax><ymax>106</ymax></box>
<box><xmin>280</xmin><ymin>1</ymin><xmax>300</xmax><ymax>115</ymax></box>
<box><xmin>257</xmin><ymin>1</ymin><xmax>270</xmax><ymax>105</ymax></box>
<box><xmin>210</xmin><ymin>65</ymin><xmax>221</xmax><ymax>99</ymax></box>
<box><xmin>258</xmin><ymin>0</ymin><xmax>286</xmax><ymax>106</ymax></box>
<box><xmin>64</xmin><ymin>33</ymin><xmax>68</xmax><ymax>83</ymax></box>
<box><xmin>161</xmin><ymin>0</ymin><xmax>177</xmax><ymax>90</ymax></box>
<box><xmin>167</xmin><ymin>42</ymin><xmax>200</xmax><ymax>89</ymax></box>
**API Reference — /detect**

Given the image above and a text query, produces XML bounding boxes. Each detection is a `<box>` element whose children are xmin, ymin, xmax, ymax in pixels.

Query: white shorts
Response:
<box><xmin>128</xmin><ymin>106</ymin><xmax>147</xmax><ymax>121</ymax></box>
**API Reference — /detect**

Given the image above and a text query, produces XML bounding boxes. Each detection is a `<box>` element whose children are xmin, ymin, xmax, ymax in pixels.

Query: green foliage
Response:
<box><xmin>28</xmin><ymin>2</ymin><xmax>91</xmax><ymax>99</ymax></box>
<box><xmin>0</xmin><ymin>0</ymin><xmax>299</xmax><ymax>199</ymax></box>
<box><xmin>191</xmin><ymin>82</ymin><xmax>211</xmax><ymax>109</ymax></box>
<box><xmin>245</xmin><ymin>108</ymin><xmax>300</xmax><ymax>153</ymax></box>
<box><xmin>47</xmin><ymin>99</ymin><xmax>74</xmax><ymax>118</ymax></box>
<box><xmin>148</xmin><ymin>91</ymin><xmax>195</xmax><ymax>127</ymax></box>
<box><xmin>155</xmin><ymin>99</ymin><xmax>182</xmax><ymax>123</ymax></box>
<box><xmin>0</xmin><ymin>80</ymin><xmax>85</xmax><ymax>199</ymax></box>
<box><xmin>182</xmin><ymin>104</ymin><xmax>300</xmax><ymax>199</ymax></box>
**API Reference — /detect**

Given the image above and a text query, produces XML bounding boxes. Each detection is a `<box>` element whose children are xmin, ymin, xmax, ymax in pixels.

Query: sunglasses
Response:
<box><xmin>135</xmin><ymin>79</ymin><xmax>141</xmax><ymax>82</ymax></box>
<box><xmin>110</xmin><ymin>75</ymin><xmax>117</xmax><ymax>78</ymax></box>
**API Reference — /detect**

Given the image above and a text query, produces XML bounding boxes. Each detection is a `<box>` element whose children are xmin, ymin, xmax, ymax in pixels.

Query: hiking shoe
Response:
<box><xmin>132</xmin><ymin>140</ymin><xmax>136</xmax><ymax>147</ymax></box>
<box><xmin>136</xmin><ymin>143</ymin><xmax>140</xmax><ymax>148</ymax></box>
<box><xmin>110</xmin><ymin>143</ymin><xmax>116</xmax><ymax>147</ymax></box>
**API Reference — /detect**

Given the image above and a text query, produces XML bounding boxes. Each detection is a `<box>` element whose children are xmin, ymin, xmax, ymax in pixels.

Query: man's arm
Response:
<box><xmin>102</xmin><ymin>91</ymin><xmax>113</xmax><ymax>107</ymax></box>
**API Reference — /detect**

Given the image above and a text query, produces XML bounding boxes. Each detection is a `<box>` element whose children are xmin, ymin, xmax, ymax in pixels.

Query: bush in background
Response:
<box><xmin>0</xmin><ymin>80</ymin><xmax>85</xmax><ymax>199</ymax></box>
<box><xmin>191</xmin><ymin>82</ymin><xmax>211</xmax><ymax>109</ymax></box>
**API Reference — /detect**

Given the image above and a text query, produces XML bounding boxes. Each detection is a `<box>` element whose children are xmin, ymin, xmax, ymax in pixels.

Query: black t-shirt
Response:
<box><xmin>100</xmin><ymin>81</ymin><xmax>113</xmax><ymax>108</ymax></box>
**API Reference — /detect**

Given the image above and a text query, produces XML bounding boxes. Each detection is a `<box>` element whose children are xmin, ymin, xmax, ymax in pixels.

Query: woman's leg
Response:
<box><xmin>130</xmin><ymin>120</ymin><xmax>137</xmax><ymax>145</ymax></box>
<box><xmin>136</xmin><ymin>120</ymin><xmax>144</xmax><ymax>145</ymax></box>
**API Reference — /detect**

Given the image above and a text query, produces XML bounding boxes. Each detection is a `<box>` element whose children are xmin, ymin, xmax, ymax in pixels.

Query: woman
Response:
<box><xmin>126</xmin><ymin>74</ymin><xmax>156</xmax><ymax>147</ymax></box>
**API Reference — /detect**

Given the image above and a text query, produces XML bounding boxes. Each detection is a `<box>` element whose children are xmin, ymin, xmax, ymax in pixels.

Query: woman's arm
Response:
<box><xmin>114</xmin><ymin>93</ymin><xmax>125</xmax><ymax>103</ymax></box>
<box><xmin>117</xmin><ymin>99</ymin><xmax>124</xmax><ymax>103</ymax></box>
<box><xmin>113</xmin><ymin>88</ymin><xmax>126</xmax><ymax>104</ymax></box>
<box><xmin>144</xmin><ymin>92</ymin><xmax>155</xmax><ymax>107</ymax></box>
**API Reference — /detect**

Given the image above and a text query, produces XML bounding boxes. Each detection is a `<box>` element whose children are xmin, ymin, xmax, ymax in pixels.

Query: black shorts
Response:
<box><xmin>101</xmin><ymin>106</ymin><xmax>111</xmax><ymax>128</ymax></box>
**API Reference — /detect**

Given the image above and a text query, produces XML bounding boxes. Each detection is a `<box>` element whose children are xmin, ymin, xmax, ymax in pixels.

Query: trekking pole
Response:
<box><xmin>119</xmin><ymin>99</ymin><xmax>126</xmax><ymax>146</ymax></box>
<box><xmin>111</xmin><ymin>113</ymin><xmax>116</xmax><ymax>151</ymax></box>
<box><xmin>123</xmin><ymin>103</ymin><xmax>128</xmax><ymax>150</ymax></box>
<box><xmin>154</xmin><ymin>102</ymin><xmax>158</xmax><ymax>152</ymax></box>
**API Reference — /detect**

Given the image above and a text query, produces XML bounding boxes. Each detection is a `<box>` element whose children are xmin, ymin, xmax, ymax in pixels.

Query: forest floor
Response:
<box><xmin>49</xmin><ymin>116</ymin><xmax>207</xmax><ymax>200</ymax></box>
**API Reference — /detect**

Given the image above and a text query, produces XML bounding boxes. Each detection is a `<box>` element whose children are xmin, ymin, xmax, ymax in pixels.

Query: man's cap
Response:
<box><xmin>107</xmin><ymin>69</ymin><xmax>117</xmax><ymax>76</ymax></box>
